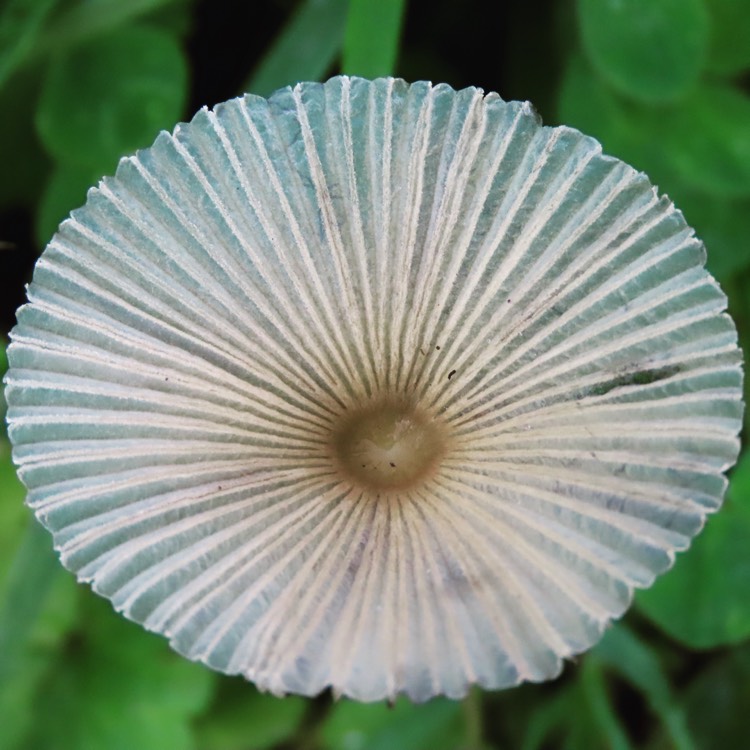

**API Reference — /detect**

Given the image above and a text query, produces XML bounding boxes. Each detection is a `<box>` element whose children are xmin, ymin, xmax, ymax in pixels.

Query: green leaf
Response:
<box><xmin>0</xmin><ymin>522</ymin><xmax>62</xmax><ymax>681</ymax></box>
<box><xmin>636</xmin><ymin>449</ymin><xmax>750</xmax><ymax>648</ymax></box>
<box><xmin>560</xmin><ymin>58</ymin><xmax>750</xmax><ymax>199</ymax></box>
<box><xmin>27</xmin><ymin>592</ymin><xmax>216</xmax><ymax>750</ymax></box>
<box><xmin>194</xmin><ymin>680</ymin><xmax>306</xmax><ymax>750</ymax></box>
<box><xmin>342</xmin><ymin>0</ymin><xmax>406</xmax><ymax>78</ymax></box>
<box><xmin>679</xmin><ymin>643</ymin><xmax>750</xmax><ymax>748</ymax></box>
<box><xmin>34</xmin><ymin>0</ymin><xmax>191</xmax><ymax>58</ymax></box>
<box><xmin>0</xmin><ymin>518</ymin><xmax>78</xmax><ymax>750</ymax></box>
<box><xmin>519</xmin><ymin>691</ymin><xmax>571</xmax><ymax>750</ymax></box>
<box><xmin>0</xmin><ymin>570</ymin><xmax>79</xmax><ymax>750</ymax></box>
<box><xmin>557</xmin><ymin>54</ymin><xmax>680</xmax><ymax>189</ymax></box>
<box><xmin>321</xmin><ymin>697</ymin><xmax>464</xmax><ymax>750</ymax></box>
<box><xmin>705</xmin><ymin>0</ymin><xmax>750</xmax><ymax>75</ymax></box>
<box><xmin>559</xmin><ymin>60</ymin><xmax>750</xmax><ymax>276</ymax></box>
<box><xmin>576</xmin><ymin>0</ymin><xmax>708</xmax><ymax>102</ymax></box>
<box><xmin>0</xmin><ymin>445</ymin><xmax>28</xmax><ymax>578</ymax></box>
<box><xmin>557</xmin><ymin>54</ymin><xmax>634</xmax><ymax>157</ymax></box>
<box><xmin>592</xmin><ymin>625</ymin><xmax>695</xmax><ymax>750</ymax></box>
<box><xmin>0</xmin><ymin>0</ymin><xmax>61</xmax><ymax>90</ymax></box>
<box><xmin>656</xmin><ymin>84</ymin><xmax>750</xmax><ymax>199</ymax></box>
<box><xmin>670</xmin><ymin>191</ymin><xmax>750</xmax><ymax>282</ymax></box>
<box><xmin>0</xmin><ymin>69</ymin><xmax>49</xmax><ymax>211</ymax></box>
<box><xmin>35</xmin><ymin>24</ymin><xmax>188</xmax><ymax>171</ymax></box>
<box><xmin>577</xmin><ymin>659</ymin><xmax>631</xmax><ymax>750</ymax></box>
<box><xmin>244</xmin><ymin>0</ymin><xmax>349</xmax><ymax>98</ymax></box>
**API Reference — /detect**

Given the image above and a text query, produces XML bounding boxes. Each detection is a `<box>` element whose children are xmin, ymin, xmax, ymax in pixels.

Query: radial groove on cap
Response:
<box><xmin>5</xmin><ymin>76</ymin><xmax>743</xmax><ymax>701</ymax></box>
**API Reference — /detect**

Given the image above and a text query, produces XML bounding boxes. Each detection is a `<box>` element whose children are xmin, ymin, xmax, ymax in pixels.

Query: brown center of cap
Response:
<box><xmin>333</xmin><ymin>401</ymin><xmax>446</xmax><ymax>491</ymax></box>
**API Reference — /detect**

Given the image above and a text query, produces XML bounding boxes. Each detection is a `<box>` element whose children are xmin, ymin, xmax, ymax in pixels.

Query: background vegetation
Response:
<box><xmin>1</xmin><ymin>0</ymin><xmax>749</xmax><ymax>748</ymax></box>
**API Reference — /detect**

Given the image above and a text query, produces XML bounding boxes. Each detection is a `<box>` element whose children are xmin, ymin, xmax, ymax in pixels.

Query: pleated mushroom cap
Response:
<box><xmin>5</xmin><ymin>76</ymin><xmax>743</xmax><ymax>702</ymax></box>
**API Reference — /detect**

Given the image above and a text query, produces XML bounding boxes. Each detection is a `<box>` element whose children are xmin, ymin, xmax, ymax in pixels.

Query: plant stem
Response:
<box><xmin>462</xmin><ymin>686</ymin><xmax>485</xmax><ymax>750</ymax></box>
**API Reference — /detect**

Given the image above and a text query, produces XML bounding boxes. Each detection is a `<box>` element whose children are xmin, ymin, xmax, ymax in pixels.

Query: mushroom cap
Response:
<box><xmin>5</xmin><ymin>76</ymin><xmax>743</xmax><ymax>702</ymax></box>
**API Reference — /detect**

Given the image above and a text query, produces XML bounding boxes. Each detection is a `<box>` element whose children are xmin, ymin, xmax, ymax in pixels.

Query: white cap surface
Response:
<box><xmin>5</xmin><ymin>76</ymin><xmax>743</xmax><ymax>702</ymax></box>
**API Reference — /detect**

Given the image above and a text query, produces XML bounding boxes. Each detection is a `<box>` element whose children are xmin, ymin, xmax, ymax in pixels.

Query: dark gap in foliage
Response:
<box><xmin>502</xmin><ymin>0</ymin><xmax>568</xmax><ymax>121</ymax></box>
<box><xmin>610</xmin><ymin>678</ymin><xmax>652</xmax><ymax>745</ymax></box>
<box><xmin>400</xmin><ymin>0</ymin><xmax>508</xmax><ymax>94</ymax></box>
<box><xmin>400</xmin><ymin>0</ymin><xmax>563</xmax><ymax>121</ymax></box>
<box><xmin>0</xmin><ymin>208</ymin><xmax>36</xmax><ymax>336</ymax></box>
<box><xmin>277</xmin><ymin>689</ymin><xmax>333</xmax><ymax>750</ymax></box>
<box><xmin>186</xmin><ymin>0</ymin><xmax>291</xmax><ymax>112</ymax></box>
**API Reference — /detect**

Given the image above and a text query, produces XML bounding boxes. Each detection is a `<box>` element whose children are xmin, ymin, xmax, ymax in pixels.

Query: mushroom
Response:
<box><xmin>5</xmin><ymin>76</ymin><xmax>743</xmax><ymax>702</ymax></box>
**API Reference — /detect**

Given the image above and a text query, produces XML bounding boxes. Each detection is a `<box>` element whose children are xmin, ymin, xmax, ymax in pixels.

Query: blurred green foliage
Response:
<box><xmin>577</xmin><ymin>0</ymin><xmax>709</xmax><ymax>102</ymax></box>
<box><xmin>342</xmin><ymin>0</ymin><xmax>406</xmax><ymax>79</ymax></box>
<box><xmin>28</xmin><ymin>593</ymin><xmax>215</xmax><ymax>750</ymax></box>
<box><xmin>1</xmin><ymin>0</ymin><xmax>749</xmax><ymax>748</ymax></box>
